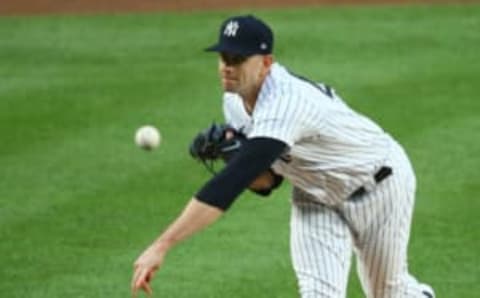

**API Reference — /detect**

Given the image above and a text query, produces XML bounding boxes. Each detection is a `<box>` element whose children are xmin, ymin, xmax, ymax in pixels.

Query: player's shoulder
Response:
<box><xmin>258</xmin><ymin>63</ymin><xmax>296</xmax><ymax>102</ymax></box>
<box><xmin>259</xmin><ymin>63</ymin><xmax>322</xmax><ymax>108</ymax></box>
<box><xmin>266</xmin><ymin>63</ymin><xmax>322</xmax><ymax>100</ymax></box>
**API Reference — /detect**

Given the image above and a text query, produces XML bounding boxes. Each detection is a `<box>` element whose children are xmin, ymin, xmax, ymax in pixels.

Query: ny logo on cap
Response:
<box><xmin>224</xmin><ymin>21</ymin><xmax>239</xmax><ymax>37</ymax></box>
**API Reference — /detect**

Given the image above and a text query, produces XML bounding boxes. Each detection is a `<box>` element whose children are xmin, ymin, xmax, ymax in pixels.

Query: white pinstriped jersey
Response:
<box><xmin>223</xmin><ymin>62</ymin><xmax>394</xmax><ymax>206</ymax></box>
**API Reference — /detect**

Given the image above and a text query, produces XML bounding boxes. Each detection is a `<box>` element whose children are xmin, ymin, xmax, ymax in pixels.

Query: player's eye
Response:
<box><xmin>220</xmin><ymin>53</ymin><xmax>248</xmax><ymax>66</ymax></box>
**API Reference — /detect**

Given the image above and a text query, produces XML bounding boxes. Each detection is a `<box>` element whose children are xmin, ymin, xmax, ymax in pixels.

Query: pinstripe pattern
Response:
<box><xmin>222</xmin><ymin>62</ymin><xmax>434</xmax><ymax>298</ymax></box>
<box><xmin>289</xmin><ymin>142</ymin><xmax>432</xmax><ymax>298</ymax></box>
<box><xmin>342</xmin><ymin>141</ymin><xmax>425</xmax><ymax>298</ymax></box>
<box><xmin>225</xmin><ymin>63</ymin><xmax>392</xmax><ymax>206</ymax></box>
<box><xmin>290</xmin><ymin>191</ymin><xmax>352</xmax><ymax>298</ymax></box>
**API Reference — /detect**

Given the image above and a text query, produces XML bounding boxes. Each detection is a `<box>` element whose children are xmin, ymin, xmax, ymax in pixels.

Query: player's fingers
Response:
<box><xmin>136</xmin><ymin>268</ymin><xmax>153</xmax><ymax>289</ymax></box>
<box><xmin>141</xmin><ymin>281</ymin><xmax>153</xmax><ymax>296</ymax></box>
<box><xmin>131</xmin><ymin>267</ymin><xmax>142</xmax><ymax>292</ymax></box>
<box><xmin>225</xmin><ymin>131</ymin><xmax>234</xmax><ymax>139</ymax></box>
<box><xmin>131</xmin><ymin>268</ymin><xmax>137</xmax><ymax>287</ymax></box>
<box><xmin>132</xmin><ymin>267</ymin><xmax>149</xmax><ymax>294</ymax></box>
<box><xmin>146</xmin><ymin>270</ymin><xmax>156</xmax><ymax>283</ymax></box>
<box><xmin>136</xmin><ymin>268</ymin><xmax>156</xmax><ymax>296</ymax></box>
<box><xmin>131</xmin><ymin>278</ymin><xmax>139</xmax><ymax>298</ymax></box>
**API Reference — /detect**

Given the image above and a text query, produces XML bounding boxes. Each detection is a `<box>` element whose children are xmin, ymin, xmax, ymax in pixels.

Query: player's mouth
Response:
<box><xmin>222</xmin><ymin>77</ymin><xmax>238</xmax><ymax>88</ymax></box>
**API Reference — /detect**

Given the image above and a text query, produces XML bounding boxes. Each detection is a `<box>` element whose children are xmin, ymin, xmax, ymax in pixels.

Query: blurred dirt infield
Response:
<box><xmin>0</xmin><ymin>0</ymin><xmax>476</xmax><ymax>15</ymax></box>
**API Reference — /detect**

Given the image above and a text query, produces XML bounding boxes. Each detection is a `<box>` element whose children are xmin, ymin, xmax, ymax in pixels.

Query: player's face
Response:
<box><xmin>218</xmin><ymin>53</ymin><xmax>272</xmax><ymax>96</ymax></box>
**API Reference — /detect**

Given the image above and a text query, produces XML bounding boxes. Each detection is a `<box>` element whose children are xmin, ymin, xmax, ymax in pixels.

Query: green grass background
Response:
<box><xmin>1</xmin><ymin>4</ymin><xmax>479</xmax><ymax>297</ymax></box>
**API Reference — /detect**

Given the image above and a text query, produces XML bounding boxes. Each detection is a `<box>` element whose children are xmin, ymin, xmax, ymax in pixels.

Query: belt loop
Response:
<box><xmin>349</xmin><ymin>166</ymin><xmax>393</xmax><ymax>201</ymax></box>
<box><xmin>374</xmin><ymin>166</ymin><xmax>392</xmax><ymax>183</ymax></box>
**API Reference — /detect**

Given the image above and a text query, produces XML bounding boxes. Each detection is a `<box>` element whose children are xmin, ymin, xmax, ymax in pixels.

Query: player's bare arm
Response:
<box><xmin>132</xmin><ymin>137</ymin><xmax>286</xmax><ymax>296</ymax></box>
<box><xmin>131</xmin><ymin>198</ymin><xmax>223</xmax><ymax>297</ymax></box>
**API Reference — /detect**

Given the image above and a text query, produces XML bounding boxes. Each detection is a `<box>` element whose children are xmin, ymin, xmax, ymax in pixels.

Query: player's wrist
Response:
<box><xmin>153</xmin><ymin>238</ymin><xmax>173</xmax><ymax>254</ymax></box>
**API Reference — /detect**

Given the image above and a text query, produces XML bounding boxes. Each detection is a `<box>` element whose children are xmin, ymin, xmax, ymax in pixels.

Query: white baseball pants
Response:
<box><xmin>290</xmin><ymin>143</ymin><xmax>433</xmax><ymax>298</ymax></box>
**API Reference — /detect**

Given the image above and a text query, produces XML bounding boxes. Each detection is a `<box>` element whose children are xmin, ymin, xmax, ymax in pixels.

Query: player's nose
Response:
<box><xmin>220</xmin><ymin>64</ymin><xmax>235</xmax><ymax>77</ymax></box>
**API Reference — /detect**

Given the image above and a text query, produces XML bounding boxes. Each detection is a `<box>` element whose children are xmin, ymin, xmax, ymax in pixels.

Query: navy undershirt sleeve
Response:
<box><xmin>196</xmin><ymin>137</ymin><xmax>287</xmax><ymax>210</ymax></box>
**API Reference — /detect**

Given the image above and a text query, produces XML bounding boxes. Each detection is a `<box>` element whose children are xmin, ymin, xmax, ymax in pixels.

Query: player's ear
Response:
<box><xmin>260</xmin><ymin>55</ymin><xmax>273</xmax><ymax>79</ymax></box>
<box><xmin>262</xmin><ymin>54</ymin><xmax>274</xmax><ymax>68</ymax></box>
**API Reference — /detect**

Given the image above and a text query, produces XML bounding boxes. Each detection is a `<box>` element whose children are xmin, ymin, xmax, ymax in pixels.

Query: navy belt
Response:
<box><xmin>350</xmin><ymin>166</ymin><xmax>393</xmax><ymax>199</ymax></box>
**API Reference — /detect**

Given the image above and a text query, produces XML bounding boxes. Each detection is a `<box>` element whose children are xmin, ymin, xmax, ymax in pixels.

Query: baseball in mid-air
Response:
<box><xmin>135</xmin><ymin>125</ymin><xmax>161</xmax><ymax>150</ymax></box>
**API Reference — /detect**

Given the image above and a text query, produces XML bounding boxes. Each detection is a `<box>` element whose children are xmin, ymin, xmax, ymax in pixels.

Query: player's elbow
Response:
<box><xmin>249</xmin><ymin>174</ymin><xmax>274</xmax><ymax>190</ymax></box>
<box><xmin>249</xmin><ymin>170</ymin><xmax>283</xmax><ymax>197</ymax></box>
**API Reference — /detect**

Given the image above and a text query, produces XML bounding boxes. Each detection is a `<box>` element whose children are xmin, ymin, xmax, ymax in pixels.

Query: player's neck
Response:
<box><xmin>242</xmin><ymin>97</ymin><xmax>256</xmax><ymax>115</ymax></box>
<box><xmin>241</xmin><ymin>87</ymin><xmax>261</xmax><ymax>115</ymax></box>
<box><xmin>241</xmin><ymin>75</ymin><xmax>267</xmax><ymax>115</ymax></box>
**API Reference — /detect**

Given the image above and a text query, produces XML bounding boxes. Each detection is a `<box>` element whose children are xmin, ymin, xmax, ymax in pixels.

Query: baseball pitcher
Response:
<box><xmin>131</xmin><ymin>15</ymin><xmax>434</xmax><ymax>298</ymax></box>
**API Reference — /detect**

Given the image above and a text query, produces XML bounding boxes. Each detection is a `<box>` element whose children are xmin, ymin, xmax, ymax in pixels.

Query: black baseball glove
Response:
<box><xmin>189</xmin><ymin>123</ymin><xmax>246</xmax><ymax>173</ymax></box>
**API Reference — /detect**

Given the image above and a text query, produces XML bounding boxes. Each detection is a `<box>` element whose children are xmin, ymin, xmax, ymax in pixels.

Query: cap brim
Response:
<box><xmin>204</xmin><ymin>43</ymin><xmax>222</xmax><ymax>52</ymax></box>
<box><xmin>204</xmin><ymin>43</ymin><xmax>254</xmax><ymax>56</ymax></box>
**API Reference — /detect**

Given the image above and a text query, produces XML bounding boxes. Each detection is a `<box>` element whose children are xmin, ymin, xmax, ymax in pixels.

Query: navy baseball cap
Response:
<box><xmin>205</xmin><ymin>15</ymin><xmax>274</xmax><ymax>56</ymax></box>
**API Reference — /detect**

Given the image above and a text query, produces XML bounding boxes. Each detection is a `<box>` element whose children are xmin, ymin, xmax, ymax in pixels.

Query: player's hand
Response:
<box><xmin>131</xmin><ymin>242</ymin><xmax>166</xmax><ymax>298</ymax></box>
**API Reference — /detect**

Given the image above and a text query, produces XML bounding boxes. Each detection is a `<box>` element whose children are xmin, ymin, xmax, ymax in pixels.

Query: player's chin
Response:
<box><xmin>222</xmin><ymin>85</ymin><xmax>237</xmax><ymax>93</ymax></box>
<box><xmin>221</xmin><ymin>79</ymin><xmax>238</xmax><ymax>92</ymax></box>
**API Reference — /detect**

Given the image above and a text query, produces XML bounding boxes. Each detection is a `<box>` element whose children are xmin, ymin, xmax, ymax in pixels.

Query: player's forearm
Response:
<box><xmin>153</xmin><ymin>198</ymin><xmax>224</xmax><ymax>252</ymax></box>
